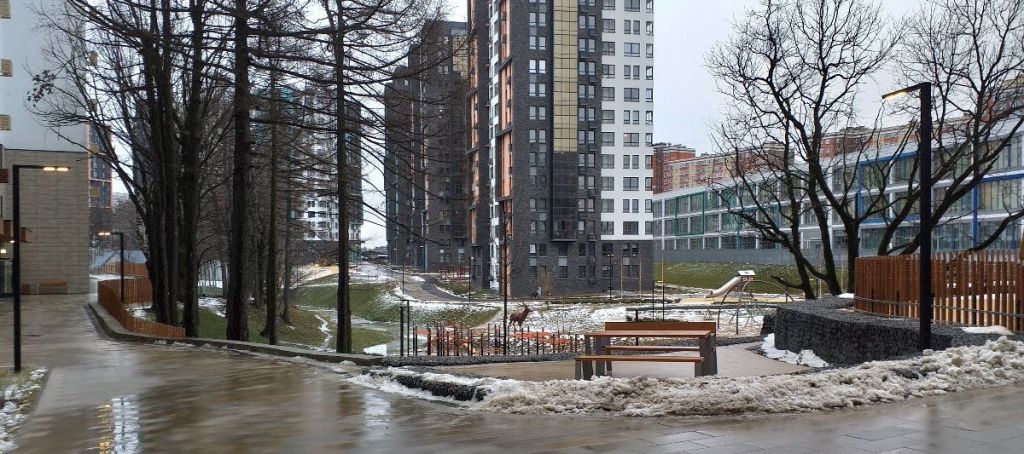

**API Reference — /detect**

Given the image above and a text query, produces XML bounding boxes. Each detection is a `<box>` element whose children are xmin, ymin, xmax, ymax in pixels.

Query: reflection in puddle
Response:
<box><xmin>97</xmin><ymin>396</ymin><xmax>140</xmax><ymax>454</ymax></box>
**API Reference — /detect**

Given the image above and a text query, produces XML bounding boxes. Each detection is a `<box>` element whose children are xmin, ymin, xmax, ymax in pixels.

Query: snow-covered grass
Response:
<box><xmin>0</xmin><ymin>368</ymin><xmax>46</xmax><ymax>452</ymax></box>
<box><xmin>760</xmin><ymin>334</ymin><xmax>830</xmax><ymax>368</ymax></box>
<box><xmin>356</xmin><ymin>336</ymin><xmax>1024</xmax><ymax>417</ymax></box>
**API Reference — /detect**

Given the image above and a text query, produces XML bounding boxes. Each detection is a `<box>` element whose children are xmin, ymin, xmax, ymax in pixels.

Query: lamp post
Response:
<box><xmin>97</xmin><ymin>231</ymin><xmax>125</xmax><ymax>305</ymax></box>
<box><xmin>883</xmin><ymin>82</ymin><xmax>933</xmax><ymax>350</ymax></box>
<box><xmin>12</xmin><ymin>164</ymin><xmax>70</xmax><ymax>372</ymax></box>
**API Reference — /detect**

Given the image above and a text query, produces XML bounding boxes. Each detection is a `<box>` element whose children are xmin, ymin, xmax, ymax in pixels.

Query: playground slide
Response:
<box><xmin>706</xmin><ymin>276</ymin><xmax>743</xmax><ymax>299</ymax></box>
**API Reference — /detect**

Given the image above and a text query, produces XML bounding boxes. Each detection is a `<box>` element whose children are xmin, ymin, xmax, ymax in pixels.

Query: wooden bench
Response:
<box><xmin>37</xmin><ymin>280</ymin><xmax>69</xmax><ymax>295</ymax></box>
<box><xmin>602</xmin><ymin>321</ymin><xmax>715</xmax><ymax>354</ymax></box>
<box><xmin>575</xmin><ymin>355</ymin><xmax>704</xmax><ymax>379</ymax></box>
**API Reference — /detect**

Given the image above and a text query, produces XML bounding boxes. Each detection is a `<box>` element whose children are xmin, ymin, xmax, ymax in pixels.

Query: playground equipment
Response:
<box><xmin>707</xmin><ymin>270</ymin><xmax>792</xmax><ymax>334</ymax></box>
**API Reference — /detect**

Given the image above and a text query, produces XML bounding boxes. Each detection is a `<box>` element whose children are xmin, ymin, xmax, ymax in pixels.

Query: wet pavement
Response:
<box><xmin>2</xmin><ymin>294</ymin><xmax>1024</xmax><ymax>453</ymax></box>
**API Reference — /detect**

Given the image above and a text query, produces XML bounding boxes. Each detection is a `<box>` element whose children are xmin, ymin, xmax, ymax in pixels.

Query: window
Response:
<box><xmin>529</xmin><ymin>59</ymin><xmax>547</xmax><ymax>74</ymax></box>
<box><xmin>0</xmin><ymin>114</ymin><xmax>10</xmax><ymax>131</ymax></box>
<box><xmin>602</xmin><ymin>19</ymin><xmax>615</xmax><ymax>32</ymax></box>
<box><xmin>632</xmin><ymin>155</ymin><xmax>640</xmax><ymax>169</ymax></box>
<box><xmin>624</xmin><ymin>42</ymin><xmax>640</xmax><ymax>57</ymax></box>
<box><xmin>602</xmin><ymin>64</ymin><xmax>615</xmax><ymax>78</ymax></box>
<box><xmin>645</xmin><ymin>66</ymin><xmax>653</xmax><ymax>80</ymax></box>
<box><xmin>601</xmin><ymin>154</ymin><xmax>615</xmax><ymax>169</ymax></box>
<box><xmin>645</xmin><ymin>177</ymin><xmax>653</xmax><ymax>191</ymax></box>
<box><xmin>623</xmin><ymin>65</ymin><xmax>640</xmax><ymax>80</ymax></box>
<box><xmin>645</xmin><ymin>88</ymin><xmax>654</xmax><ymax>102</ymax></box>
<box><xmin>646</xmin><ymin>43</ymin><xmax>654</xmax><ymax>58</ymax></box>
<box><xmin>601</xmin><ymin>41</ymin><xmax>615</xmax><ymax>56</ymax></box>
<box><xmin>623</xmin><ymin>177</ymin><xmax>640</xmax><ymax>191</ymax></box>
<box><xmin>529</xmin><ymin>75</ymin><xmax>546</xmax><ymax>97</ymax></box>
<box><xmin>644</xmin><ymin>155</ymin><xmax>653</xmax><ymax>169</ymax></box>
<box><xmin>623</xmin><ymin>222</ymin><xmax>640</xmax><ymax>235</ymax></box>
<box><xmin>529</xmin><ymin>12</ymin><xmax>547</xmax><ymax>26</ymax></box>
<box><xmin>529</xmin><ymin>106</ymin><xmax>547</xmax><ymax>120</ymax></box>
<box><xmin>623</xmin><ymin>20</ymin><xmax>640</xmax><ymax>35</ymax></box>
<box><xmin>529</xmin><ymin>35</ymin><xmax>547</xmax><ymax>50</ymax></box>
<box><xmin>623</xmin><ymin>133</ymin><xmax>640</xmax><ymax>147</ymax></box>
<box><xmin>601</xmin><ymin>199</ymin><xmax>615</xmax><ymax>213</ymax></box>
<box><xmin>625</xmin><ymin>0</ymin><xmax>640</xmax><ymax>11</ymax></box>
<box><xmin>601</xmin><ymin>87</ymin><xmax>615</xmax><ymax>101</ymax></box>
<box><xmin>603</xmin><ymin>0</ymin><xmax>615</xmax><ymax>10</ymax></box>
<box><xmin>645</xmin><ymin>21</ymin><xmax>654</xmax><ymax>35</ymax></box>
<box><xmin>646</xmin><ymin>0</ymin><xmax>653</xmax><ymax>13</ymax></box>
<box><xmin>601</xmin><ymin>132</ymin><xmax>615</xmax><ymax>145</ymax></box>
<box><xmin>645</xmin><ymin>133</ymin><xmax>653</xmax><ymax>146</ymax></box>
<box><xmin>0</xmin><ymin>59</ymin><xmax>11</xmax><ymax>77</ymax></box>
<box><xmin>645</xmin><ymin>199</ymin><xmax>653</xmax><ymax>213</ymax></box>
<box><xmin>621</xmin><ymin>199</ymin><xmax>630</xmax><ymax>212</ymax></box>
<box><xmin>624</xmin><ymin>88</ymin><xmax>640</xmax><ymax>102</ymax></box>
<box><xmin>645</xmin><ymin>111</ymin><xmax>653</xmax><ymax>125</ymax></box>
<box><xmin>601</xmin><ymin>176</ymin><xmax>615</xmax><ymax>190</ymax></box>
<box><xmin>601</xmin><ymin>222</ymin><xmax>615</xmax><ymax>235</ymax></box>
<box><xmin>601</xmin><ymin>110</ymin><xmax>615</xmax><ymax>124</ymax></box>
<box><xmin>0</xmin><ymin>0</ymin><xmax>9</xmax><ymax>18</ymax></box>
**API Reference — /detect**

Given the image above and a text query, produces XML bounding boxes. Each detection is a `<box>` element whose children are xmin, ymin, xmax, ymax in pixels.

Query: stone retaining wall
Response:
<box><xmin>773</xmin><ymin>297</ymin><xmax>1020</xmax><ymax>365</ymax></box>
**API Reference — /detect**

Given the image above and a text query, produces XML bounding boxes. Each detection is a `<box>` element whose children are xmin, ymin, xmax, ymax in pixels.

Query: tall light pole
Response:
<box><xmin>97</xmin><ymin>231</ymin><xmax>125</xmax><ymax>305</ymax></box>
<box><xmin>12</xmin><ymin>164</ymin><xmax>70</xmax><ymax>372</ymax></box>
<box><xmin>883</xmin><ymin>82</ymin><xmax>933</xmax><ymax>350</ymax></box>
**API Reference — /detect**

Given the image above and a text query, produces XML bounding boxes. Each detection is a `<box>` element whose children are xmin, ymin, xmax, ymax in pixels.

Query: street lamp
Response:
<box><xmin>12</xmin><ymin>164</ymin><xmax>70</xmax><ymax>372</ymax></box>
<box><xmin>97</xmin><ymin>231</ymin><xmax>126</xmax><ymax>306</ymax></box>
<box><xmin>882</xmin><ymin>82</ymin><xmax>933</xmax><ymax>350</ymax></box>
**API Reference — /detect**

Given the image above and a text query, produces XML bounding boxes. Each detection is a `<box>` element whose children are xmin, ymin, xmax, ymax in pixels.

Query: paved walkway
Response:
<box><xmin>439</xmin><ymin>343</ymin><xmax>807</xmax><ymax>381</ymax></box>
<box><xmin>1</xmin><ymin>294</ymin><xmax>1023</xmax><ymax>453</ymax></box>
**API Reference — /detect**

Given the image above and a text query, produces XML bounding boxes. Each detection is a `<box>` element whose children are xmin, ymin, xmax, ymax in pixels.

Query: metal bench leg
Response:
<box><xmin>575</xmin><ymin>360</ymin><xmax>582</xmax><ymax>380</ymax></box>
<box><xmin>583</xmin><ymin>360</ymin><xmax>594</xmax><ymax>380</ymax></box>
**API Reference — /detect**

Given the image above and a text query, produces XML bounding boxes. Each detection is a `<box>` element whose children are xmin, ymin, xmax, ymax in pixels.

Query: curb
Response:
<box><xmin>86</xmin><ymin>302</ymin><xmax>384</xmax><ymax>366</ymax></box>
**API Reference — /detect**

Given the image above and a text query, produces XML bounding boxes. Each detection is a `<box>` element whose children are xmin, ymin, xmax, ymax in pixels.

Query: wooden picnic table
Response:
<box><xmin>581</xmin><ymin>329</ymin><xmax>718</xmax><ymax>378</ymax></box>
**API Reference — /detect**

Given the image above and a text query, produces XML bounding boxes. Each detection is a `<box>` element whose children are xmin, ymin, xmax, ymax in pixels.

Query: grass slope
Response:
<box><xmin>656</xmin><ymin>262</ymin><xmax>813</xmax><ymax>294</ymax></box>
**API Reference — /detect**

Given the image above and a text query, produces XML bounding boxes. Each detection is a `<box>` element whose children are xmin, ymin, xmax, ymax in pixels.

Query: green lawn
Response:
<box><xmin>656</xmin><ymin>262</ymin><xmax>817</xmax><ymax>294</ymax></box>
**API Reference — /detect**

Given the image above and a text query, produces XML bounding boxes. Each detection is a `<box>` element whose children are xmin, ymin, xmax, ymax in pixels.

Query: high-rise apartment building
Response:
<box><xmin>466</xmin><ymin>0</ymin><xmax>655</xmax><ymax>297</ymax></box>
<box><xmin>385</xmin><ymin>21</ymin><xmax>469</xmax><ymax>274</ymax></box>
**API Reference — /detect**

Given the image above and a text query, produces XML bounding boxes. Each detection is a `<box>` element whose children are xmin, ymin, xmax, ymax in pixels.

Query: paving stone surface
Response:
<box><xmin>0</xmin><ymin>294</ymin><xmax>1021</xmax><ymax>453</ymax></box>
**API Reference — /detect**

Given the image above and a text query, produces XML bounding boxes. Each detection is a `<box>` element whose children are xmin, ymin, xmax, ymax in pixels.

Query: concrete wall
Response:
<box><xmin>3</xmin><ymin>149</ymin><xmax>90</xmax><ymax>293</ymax></box>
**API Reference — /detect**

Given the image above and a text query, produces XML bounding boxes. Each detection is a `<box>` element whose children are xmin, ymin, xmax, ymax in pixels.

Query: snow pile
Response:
<box><xmin>350</xmin><ymin>264</ymin><xmax>393</xmax><ymax>284</ymax></box>
<box><xmin>760</xmin><ymin>334</ymin><xmax>830</xmax><ymax>368</ymax></box>
<box><xmin>357</xmin><ymin>337</ymin><xmax>1024</xmax><ymax>416</ymax></box>
<box><xmin>838</xmin><ymin>293</ymin><xmax>855</xmax><ymax>299</ymax></box>
<box><xmin>391</xmin><ymin>286</ymin><xmax>420</xmax><ymax>303</ymax></box>
<box><xmin>0</xmin><ymin>368</ymin><xmax>46</xmax><ymax>452</ymax></box>
<box><xmin>963</xmin><ymin>325</ymin><xmax>1014</xmax><ymax>335</ymax></box>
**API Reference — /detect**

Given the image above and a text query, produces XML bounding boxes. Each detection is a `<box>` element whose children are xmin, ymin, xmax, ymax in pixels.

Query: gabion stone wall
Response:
<box><xmin>774</xmin><ymin>297</ymin><xmax>1019</xmax><ymax>366</ymax></box>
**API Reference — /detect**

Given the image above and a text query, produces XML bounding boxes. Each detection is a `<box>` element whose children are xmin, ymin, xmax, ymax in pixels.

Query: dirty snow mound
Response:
<box><xmin>0</xmin><ymin>368</ymin><xmax>46</xmax><ymax>452</ymax></box>
<box><xmin>361</xmin><ymin>337</ymin><xmax>1024</xmax><ymax>417</ymax></box>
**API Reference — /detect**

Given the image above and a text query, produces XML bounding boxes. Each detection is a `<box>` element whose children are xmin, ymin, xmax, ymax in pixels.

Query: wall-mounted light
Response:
<box><xmin>41</xmin><ymin>166</ymin><xmax>70</xmax><ymax>172</ymax></box>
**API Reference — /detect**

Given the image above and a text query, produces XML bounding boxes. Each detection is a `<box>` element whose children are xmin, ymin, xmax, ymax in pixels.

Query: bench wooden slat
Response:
<box><xmin>603</xmin><ymin>346</ymin><xmax>700</xmax><ymax>352</ymax></box>
<box><xmin>575</xmin><ymin>355</ymin><xmax>705</xmax><ymax>380</ymax></box>
<box><xmin>575</xmin><ymin>355</ymin><xmax>703</xmax><ymax>362</ymax></box>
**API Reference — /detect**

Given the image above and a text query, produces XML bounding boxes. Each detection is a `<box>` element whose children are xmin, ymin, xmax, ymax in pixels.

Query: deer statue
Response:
<box><xmin>509</xmin><ymin>304</ymin><xmax>533</xmax><ymax>328</ymax></box>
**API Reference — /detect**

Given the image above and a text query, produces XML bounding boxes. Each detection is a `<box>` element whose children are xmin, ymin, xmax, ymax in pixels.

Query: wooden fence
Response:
<box><xmin>96</xmin><ymin>277</ymin><xmax>182</xmax><ymax>338</ymax></box>
<box><xmin>96</xmin><ymin>262</ymin><xmax>149</xmax><ymax>277</ymax></box>
<box><xmin>854</xmin><ymin>251</ymin><xmax>1024</xmax><ymax>332</ymax></box>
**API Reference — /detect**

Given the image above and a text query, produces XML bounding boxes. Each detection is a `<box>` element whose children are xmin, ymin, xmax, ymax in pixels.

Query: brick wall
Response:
<box><xmin>3</xmin><ymin>149</ymin><xmax>89</xmax><ymax>294</ymax></box>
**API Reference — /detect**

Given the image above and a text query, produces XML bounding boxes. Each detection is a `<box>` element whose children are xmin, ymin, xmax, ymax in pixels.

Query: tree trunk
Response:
<box><xmin>262</xmin><ymin>76</ymin><xmax>280</xmax><ymax>344</ymax></box>
<box><xmin>332</xmin><ymin>1</ymin><xmax>352</xmax><ymax>353</ymax></box>
<box><xmin>226</xmin><ymin>0</ymin><xmax>251</xmax><ymax>341</ymax></box>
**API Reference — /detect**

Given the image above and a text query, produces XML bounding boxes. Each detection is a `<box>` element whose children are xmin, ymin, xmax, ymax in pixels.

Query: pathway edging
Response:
<box><xmin>86</xmin><ymin>302</ymin><xmax>383</xmax><ymax>366</ymax></box>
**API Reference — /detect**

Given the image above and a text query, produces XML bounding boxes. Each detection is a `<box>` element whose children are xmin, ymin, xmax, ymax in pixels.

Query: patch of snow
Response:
<box><xmin>348</xmin><ymin>372</ymin><xmax>470</xmax><ymax>405</ymax></box>
<box><xmin>131</xmin><ymin>308</ymin><xmax>148</xmax><ymax>319</ymax></box>
<box><xmin>198</xmin><ymin>297</ymin><xmax>226</xmax><ymax>317</ymax></box>
<box><xmin>313</xmin><ymin>314</ymin><xmax>333</xmax><ymax>351</ymax></box>
<box><xmin>362</xmin><ymin>344</ymin><xmax>388</xmax><ymax>356</ymax></box>
<box><xmin>963</xmin><ymin>326</ymin><xmax>1014</xmax><ymax>336</ymax></box>
<box><xmin>761</xmin><ymin>334</ymin><xmax>830</xmax><ymax>368</ymax></box>
<box><xmin>0</xmin><ymin>368</ymin><xmax>47</xmax><ymax>452</ymax></box>
<box><xmin>90</xmin><ymin>274</ymin><xmax>123</xmax><ymax>281</ymax></box>
<box><xmin>361</xmin><ymin>337</ymin><xmax>1024</xmax><ymax>417</ymax></box>
<box><xmin>408</xmin><ymin>275</ymin><xmax>425</xmax><ymax>282</ymax></box>
<box><xmin>391</xmin><ymin>286</ymin><xmax>420</xmax><ymax>303</ymax></box>
<box><xmin>838</xmin><ymin>293</ymin><xmax>855</xmax><ymax>299</ymax></box>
